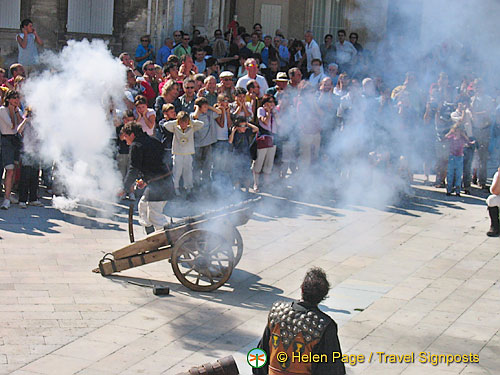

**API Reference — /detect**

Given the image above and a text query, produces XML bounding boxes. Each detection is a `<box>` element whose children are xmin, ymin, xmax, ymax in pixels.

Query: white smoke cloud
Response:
<box><xmin>23</xmin><ymin>39</ymin><xmax>126</xmax><ymax>210</ymax></box>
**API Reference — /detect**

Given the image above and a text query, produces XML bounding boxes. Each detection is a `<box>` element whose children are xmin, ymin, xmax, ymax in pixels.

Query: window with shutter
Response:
<box><xmin>193</xmin><ymin>0</ymin><xmax>208</xmax><ymax>26</ymax></box>
<box><xmin>311</xmin><ymin>0</ymin><xmax>346</xmax><ymax>41</ymax></box>
<box><xmin>67</xmin><ymin>0</ymin><xmax>114</xmax><ymax>35</ymax></box>
<box><xmin>0</xmin><ymin>0</ymin><xmax>21</xmax><ymax>30</ymax></box>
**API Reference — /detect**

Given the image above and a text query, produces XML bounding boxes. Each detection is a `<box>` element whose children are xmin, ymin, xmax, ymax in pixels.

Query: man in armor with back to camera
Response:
<box><xmin>254</xmin><ymin>267</ymin><xmax>346</xmax><ymax>375</ymax></box>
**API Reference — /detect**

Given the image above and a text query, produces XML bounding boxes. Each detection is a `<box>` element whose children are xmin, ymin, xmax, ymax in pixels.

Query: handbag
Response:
<box><xmin>256</xmin><ymin>134</ymin><xmax>273</xmax><ymax>149</ymax></box>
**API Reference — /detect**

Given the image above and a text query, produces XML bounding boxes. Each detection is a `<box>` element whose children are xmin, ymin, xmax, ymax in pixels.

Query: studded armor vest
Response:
<box><xmin>267</xmin><ymin>301</ymin><xmax>330</xmax><ymax>374</ymax></box>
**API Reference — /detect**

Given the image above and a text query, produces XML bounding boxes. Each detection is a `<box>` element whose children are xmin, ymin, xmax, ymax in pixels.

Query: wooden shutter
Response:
<box><xmin>0</xmin><ymin>0</ymin><xmax>21</xmax><ymax>29</ymax></box>
<box><xmin>261</xmin><ymin>4</ymin><xmax>282</xmax><ymax>37</ymax></box>
<box><xmin>67</xmin><ymin>0</ymin><xmax>114</xmax><ymax>35</ymax></box>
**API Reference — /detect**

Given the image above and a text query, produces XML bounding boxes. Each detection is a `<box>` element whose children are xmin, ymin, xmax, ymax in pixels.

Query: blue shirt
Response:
<box><xmin>261</xmin><ymin>47</ymin><xmax>270</xmax><ymax>66</ymax></box>
<box><xmin>135</xmin><ymin>44</ymin><xmax>154</xmax><ymax>69</ymax></box>
<box><xmin>277</xmin><ymin>45</ymin><xmax>289</xmax><ymax>67</ymax></box>
<box><xmin>156</xmin><ymin>45</ymin><xmax>172</xmax><ymax>66</ymax></box>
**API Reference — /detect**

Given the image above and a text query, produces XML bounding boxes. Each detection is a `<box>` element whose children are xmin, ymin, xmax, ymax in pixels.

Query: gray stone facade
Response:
<box><xmin>0</xmin><ymin>0</ymin><xmax>224</xmax><ymax>67</ymax></box>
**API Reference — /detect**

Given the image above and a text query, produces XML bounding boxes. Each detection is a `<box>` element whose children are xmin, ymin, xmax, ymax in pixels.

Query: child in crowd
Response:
<box><xmin>134</xmin><ymin>95</ymin><xmax>156</xmax><ymax>136</ymax></box>
<box><xmin>164</xmin><ymin>111</ymin><xmax>204</xmax><ymax>196</ymax></box>
<box><xmin>116</xmin><ymin>110</ymin><xmax>136</xmax><ymax>200</ymax></box>
<box><xmin>229</xmin><ymin>116</ymin><xmax>259</xmax><ymax>190</ymax></box>
<box><xmin>17</xmin><ymin>107</ymin><xmax>43</xmax><ymax>208</ymax></box>
<box><xmin>213</xmin><ymin>93</ymin><xmax>232</xmax><ymax>177</ymax></box>
<box><xmin>445</xmin><ymin>123</ymin><xmax>474</xmax><ymax>196</ymax></box>
<box><xmin>157</xmin><ymin>103</ymin><xmax>177</xmax><ymax>168</ymax></box>
<box><xmin>192</xmin><ymin>97</ymin><xmax>222</xmax><ymax>185</ymax></box>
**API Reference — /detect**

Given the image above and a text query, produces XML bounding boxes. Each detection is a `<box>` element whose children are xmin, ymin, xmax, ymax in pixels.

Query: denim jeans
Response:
<box><xmin>447</xmin><ymin>155</ymin><xmax>464</xmax><ymax>193</ymax></box>
<box><xmin>463</xmin><ymin>146</ymin><xmax>474</xmax><ymax>189</ymax></box>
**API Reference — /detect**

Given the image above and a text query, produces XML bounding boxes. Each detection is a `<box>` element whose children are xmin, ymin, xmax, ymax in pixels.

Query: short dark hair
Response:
<box><xmin>167</xmin><ymin>55</ymin><xmax>180</xmax><ymax>66</ymax></box>
<box><xmin>20</xmin><ymin>19</ymin><xmax>32</xmax><ymax>29</ymax></box>
<box><xmin>195</xmin><ymin>97</ymin><xmax>209</xmax><ymax>107</ymax></box>
<box><xmin>338</xmin><ymin>29</ymin><xmax>346</xmax><ymax>36</ymax></box>
<box><xmin>246</xmin><ymin>80</ymin><xmax>258</xmax><ymax>91</ymax></box>
<box><xmin>253</xmin><ymin>23</ymin><xmax>262</xmax><ymax>30</ymax></box>
<box><xmin>233</xmin><ymin>116</ymin><xmax>247</xmax><ymax>128</ymax></box>
<box><xmin>261</xmin><ymin>94</ymin><xmax>275</xmax><ymax>106</ymax></box>
<box><xmin>163</xmin><ymin>62</ymin><xmax>177</xmax><ymax>75</ymax></box>
<box><xmin>134</xmin><ymin>95</ymin><xmax>147</xmax><ymax>106</ymax></box>
<box><xmin>325</xmin><ymin>34</ymin><xmax>333</xmax><ymax>41</ymax></box>
<box><xmin>349</xmin><ymin>32</ymin><xmax>359</xmax><ymax>39</ymax></box>
<box><xmin>312</xmin><ymin>58</ymin><xmax>322</xmax><ymax>66</ymax></box>
<box><xmin>120</xmin><ymin>121</ymin><xmax>144</xmax><ymax>137</ymax></box>
<box><xmin>301</xmin><ymin>267</ymin><xmax>330</xmax><ymax>305</ymax></box>
<box><xmin>206</xmin><ymin>57</ymin><xmax>217</xmax><ymax>68</ymax></box>
<box><xmin>234</xmin><ymin>87</ymin><xmax>247</xmax><ymax>96</ymax></box>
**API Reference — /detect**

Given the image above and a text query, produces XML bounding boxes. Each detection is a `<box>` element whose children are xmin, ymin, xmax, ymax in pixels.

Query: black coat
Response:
<box><xmin>123</xmin><ymin>133</ymin><xmax>172</xmax><ymax>201</ymax></box>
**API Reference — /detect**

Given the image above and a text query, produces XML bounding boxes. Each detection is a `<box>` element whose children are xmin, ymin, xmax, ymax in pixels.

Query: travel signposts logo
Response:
<box><xmin>247</xmin><ymin>348</ymin><xmax>267</xmax><ymax>369</ymax></box>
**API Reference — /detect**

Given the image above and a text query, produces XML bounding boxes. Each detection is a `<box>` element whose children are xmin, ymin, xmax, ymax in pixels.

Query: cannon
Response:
<box><xmin>176</xmin><ymin>355</ymin><xmax>239</xmax><ymax>375</ymax></box>
<box><xmin>92</xmin><ymin>198</ymin><xmax>258</xmax><ymax>291</ymax></box>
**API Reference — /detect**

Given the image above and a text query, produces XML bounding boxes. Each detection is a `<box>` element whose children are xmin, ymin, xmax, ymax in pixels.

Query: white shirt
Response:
<box><xmin>335</xmin><ymin>41</ymin><xmax>357</xmax><ymax>65</ymax></box>
<box><xmin>17</xmin><ymin>33</ymin><xmax>39</xmax><ymax>67</ymax></box>
<box><xmin>236</xmin><ymin>74</ymin><xmax>269</xmax><ymax>98</ymax></box>
<box><xmin>216</xmin><ymin>112</ymin><xmax>229</xmax><ymax>141</ymax></box>
<box><xmin>0</xmin><ymin>106</ymin><xmax>22</xmax><ymax>135</ymax></box>
<box><xmin>164</xmin><ymin>119</ymin><xmax>204</xmax><ymax>155</ymax></box>
<box><xmin>451</xmin><ymin>109</ymin><xmax>473</xmax><ymax>138</ymax></box>
<box><xmin>308</xmin><ymin>71</ymin><xmax>326</xmax><ymax>89</ymax></box>
<box><xmin>135</xmin><ymin>108</ymin><xmax>156</xmax><ymax>136</ymax></box>
<box><xmin>305</xmin><ymin>39</ymin><xmax>321</xmax><ymax>72</ymax></box>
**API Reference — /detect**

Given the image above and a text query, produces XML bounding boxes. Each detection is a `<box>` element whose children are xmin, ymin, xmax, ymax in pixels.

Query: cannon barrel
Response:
<box><xmin>176</xmin><ymin>355</ymin><xmax>239</xmax><ymax>375</ymax></box>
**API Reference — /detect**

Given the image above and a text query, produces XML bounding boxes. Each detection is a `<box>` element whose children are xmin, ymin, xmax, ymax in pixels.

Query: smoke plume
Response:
<box><xmin>23</xmin><ymin>39</ymin><xmax>126</xmax><ymax>210</ymax></box>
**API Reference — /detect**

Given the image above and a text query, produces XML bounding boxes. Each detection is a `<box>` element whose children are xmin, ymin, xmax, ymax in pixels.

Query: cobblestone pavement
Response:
<box><xmin>0</xmin><ymin>178</ymin><xmax>499</xmax><ymax>375</ymax></box>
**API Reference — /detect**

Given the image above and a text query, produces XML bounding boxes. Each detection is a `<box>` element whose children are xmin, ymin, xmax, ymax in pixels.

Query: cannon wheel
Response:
<box><xmin>232</xmin><ymin>227</ymin><xmax>243</xmax><ymax>267</ymax></box>
<box><xmin>171</xmin><ymin>229</ymin><xmax>234</xmax><ymax>291</ymax></box>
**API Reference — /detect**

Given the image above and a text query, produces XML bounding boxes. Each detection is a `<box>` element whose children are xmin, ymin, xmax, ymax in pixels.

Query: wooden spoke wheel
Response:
<box><xmin>232</xmin><ymin>227</ymin><xmax>243</xmax><ymax>267</ymax></box>
<box><xmin>171</xmin><ymin>229</ymin><xmax>234</xmax><ymax>291</ymax></box>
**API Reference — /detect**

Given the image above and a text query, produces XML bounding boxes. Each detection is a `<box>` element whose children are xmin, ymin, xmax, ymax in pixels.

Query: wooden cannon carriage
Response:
<box><xmin>92</xmin><ymin>198</ymin><xmax>258</xmax><ymax>291</ymax></box>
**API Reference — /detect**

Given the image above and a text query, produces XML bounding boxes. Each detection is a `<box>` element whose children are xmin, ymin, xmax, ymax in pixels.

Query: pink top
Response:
<box><xmin>136</xmin><ymin>108</ymin><xmax>156</xmax><ymax>136</ymax></box>
<box><xmin>257</xmin><ymin>106</ymin><xmax>277</xmax><ymax>134</ymax></box>
<box><xmin>446</xmin><ymin>133</ymin><xmax>468</xmax><ymax>157</ymax></box>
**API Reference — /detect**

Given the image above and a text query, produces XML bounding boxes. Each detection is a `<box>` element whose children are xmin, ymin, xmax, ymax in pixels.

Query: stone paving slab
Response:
<box><xmin>0</xmin><ymin>182</ymin><xmax>499</xmax><ymax>374</ymax></box>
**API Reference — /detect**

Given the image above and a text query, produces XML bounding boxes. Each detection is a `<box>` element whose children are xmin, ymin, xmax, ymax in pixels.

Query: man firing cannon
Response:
<box><xmin>119</xmin><ymin>120</ymin><xmax>173</xmax><ymax>234</ymax></box>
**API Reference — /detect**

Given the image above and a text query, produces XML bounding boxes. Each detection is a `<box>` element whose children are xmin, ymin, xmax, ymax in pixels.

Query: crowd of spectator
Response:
<box><xmin>1</xmin><ymin>20</ymin><xmax>500</xmax><ymax>213</ymax></box>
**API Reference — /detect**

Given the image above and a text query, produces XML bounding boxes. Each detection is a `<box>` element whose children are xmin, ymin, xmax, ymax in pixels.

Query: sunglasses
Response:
<box><xmin>141</xmin><ymin>39</ymin><xmax>149</xmax><ymax>42</ymax></box>
<box><xmin>185</xmin><ymin>86</ymin><xmax>195</xmax><ymax>89</ymax></box>
<box><xmin>222</xmin><ymin>78</ymin><xmax>232</xmax><ymax>81</ymax></box>
<box><xmin>183</xmin><ymin>38</ymin><xmax>190</xmax><ymax>41</ymax></box>
<box><xmin>174</xmin><ymin>34</ymin><xmax>181</xmax><ymax>37</ymax></box>
<box><xmin>246</xmin><ymin>64</ymin><xmax>256</xmax><ymax>67</ymax></box>
<box><xmin>146</xmin><ymin>68</ymin><xmax>154</xmax><ymax>71</ymax></box>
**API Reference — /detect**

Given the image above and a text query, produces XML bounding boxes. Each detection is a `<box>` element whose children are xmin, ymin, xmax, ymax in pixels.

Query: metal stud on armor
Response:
<box><xmin>266</xmin><ymin>301</ymin><xmax>331</xmax><ymax>374</ymax></box>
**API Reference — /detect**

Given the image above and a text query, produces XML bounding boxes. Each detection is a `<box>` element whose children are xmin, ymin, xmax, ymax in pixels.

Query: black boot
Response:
<box><xmin>145</xmin><ymin>225</ymin><xmax>155</xmax><ymax>235</ymax></box>
<box><xmin>487</xmin><ymin>206</ymin><xmax>500</xmax><ymax>237</ymax></box>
